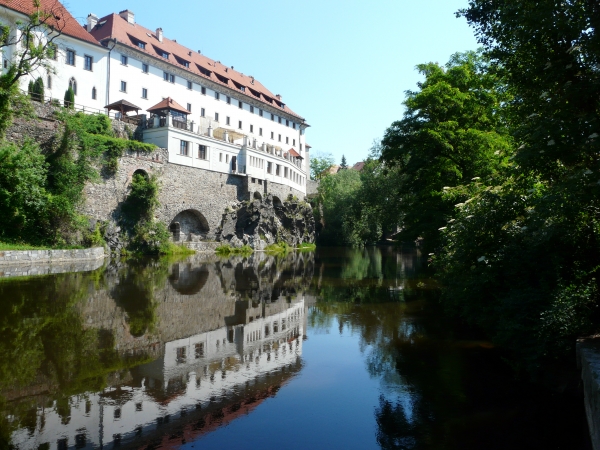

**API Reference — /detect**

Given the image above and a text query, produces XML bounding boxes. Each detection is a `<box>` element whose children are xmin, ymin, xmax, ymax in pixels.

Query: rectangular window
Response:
<box><xmin>276</xmin><ymin>165</ymin><xmax>280</xmax><ymax>176</ymax></box>
<box><xmin>226</xmin><ymin>96</ymin><xmax>231</xmax><ymax>104</ymax></box>
<box><xmin>284</xmin><ymin>167</ymin><xmax>288</xmax><ymax>178</ymax></box>
<box><xmin>163</xmin><ymin>72</ymin><xmax>175</xmax><ymax>83</ymax></box>
<box><xmin>120</xmin><ymin>81</ymin><xmax>127</xmax><ymax>92</ymax></box>
<box><xmin>201</xmin><ymin>107</ymin><xmax>205</xmax><ymax>117</ymax></box>
<box><xmin>121</xmin><ymin>54</ymin><xmax>128</xmax><ymax>65</ymax></box>
<box><xmin>238</xmin><ymin>100</ymin><xmax>242</xmax><ymax>109</ymax></box>
<box><xmin>215</xmin><ymin>112</ymin><xmax>219</xmax><ymax>122</ymax></box>
<box><xmin>187</xmin><ymin>80</ymin><xmax>192</xmax><ymax>90</ymax></box>
<box><xmin>278</xmin><ymin>134</ymin><xmax>281</xmax><ymax>142</ymax></box>
<box><xmin>142</xmin><ymin>63</ymin><xmax>149</xmax><ymax>73</ymax></box>
<box><xmin>84</xmin><ymin>55</ymin><xmax>93</xmax><ymax>71</ymax></box>
<box><xmin>198</xmin><ymin>145</ymin><xmax>207</xmax><ymax>159</ymax></box>
<box><xmin>176</xmin><ymin>347</ymin><xmax>186</xmax><ymax>364</ymax></box>
<box><xmin>271</xmin><ymin>113</ymin><xmax>274</xmax><ymax>121</ymax></box>
<box><xmin>286</xmin><ymin>137</ymin><xmax>289</xmax><ymax>144</ymax></box>
<box><xmin>293</xmin><ymin>139</ymin><xmax>296</xmax><ymax>146</ymax></box>
<box><xmin>187</xmin><ymin>103</ymin><xmax>192</xmax><ymax>112</ymax></box>
<box><xmin>180</xmin><ymin>140</ymin><xmax>189</xmax><ymax>156</ymax></box>
<box><xmin>293</xmin><ymin>122</ymin><xmax>297</xmax><ymax>129</ymax></box>
<box><xmin>226</xmin><ymin>116</ymin><xmax>230</xmax><ymax>126</ymax></box>
<box><xmin>250</xmin><ymin>105</ymin><xmax>254</xmax><ymax>113</ymax></box>
<box><xmin>259</xmin><ymin>109</ymin><xmax>263</xmax><ymax>117</ymax></box>
<box><xmin>138</xmin><ymin>41</ymin><xmax>146</xmax><ymax>49</ymax></box>
<box><xmin>163</xmin><ymin>71</ymin><xmax>169</xmax><ymax>81</ymax></box>
<box><xmin>226</xmin><ymin>154</ymin><xmax>229</xmax><ymax>163</ymax></box>
<box><xmin>286</xmin><ymin>119</ymin><xmax>289</xmax><ymax>127</ymax></box>
<box><xmin>219</xmin><ymin>153</ymin><xmax>223</xmax><ymax>162</ymax></box>
<box><xmin>259</xmin><ymin>128</ymin><xmax>263</xmax><ymax>136</ymax></box>
<box><xmin>66</xmin><ymin>49</ymin><xmax>75</xmax><ymax>66</ymax></box>
<box><xmin>278</xmin><ymin>117</ymin><xmax>282</xmax><ymax>124</ymax></box>
<box><xmin>47</xmin><ymin>75</ymin><xmax>52</xmax><ymax>89</ymax></box>
<box><xmin>250</xmin><ymin>124</ymin><xmax>254</xmax><ymax>133</ymax></box>
<box><xmin>215</xmin><ymin>92</ymin><xmax>220</xmax><ymax>100</ymax></box>
<box><xmin>300</xmin><ymin>143</ymin><xmax>303</xmax><ymax>151</ymax></box>
<box><xmin>142</xmin><ymin>88</ymin><xmax>148</xmax><ymax>99</ymax></box>
<box><xmin>238</xmin><ymin>120</ymin><xmax>242</xmax><ymax>129</ymax></box>
<box><xmin>271</xmin><ymin>131</ymin><xmax>274</xmax><ymax>139</ymax></box>
<box><xmin>170</xmin><ymin>74</ymin><xmax>175</xmax><ymax>83</ymax></box>
<box><xmin>267</xmin><ymin>162</ymin><xmax>272</xmax><ymax>174</ymax></box>
<box><xmin>92</xmin><ymin>87</ymin><xmax>97</xmax><ymax>100</ymax></box>
<box><xmin>201</xmin><ymin>86</ymin><xmax>206</xmax><ymax>95</ymax></box>
<box><xmin>195</xmin><ymin>343</ymin><xmax>205</xmax><ymax>358</ymax></box>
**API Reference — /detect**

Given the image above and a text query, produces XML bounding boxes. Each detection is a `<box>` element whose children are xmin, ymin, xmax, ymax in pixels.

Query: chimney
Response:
<box><xmin>87</xmin><ymin>13</ymin><xmax>98</xmax><ymax>30</ymax></box>
<box><xmin>156</xmin><ymin>28</ymin><xmax>163</xmax><ymax>42</ymax></box>
<box><xmin>119</xmin><ymin>9</ymin><xmax>135</xmax><ymax>24</ymax></box>
<box><xmin>276</xmin><ymin>94</ymin><xmax>282</xmax><ymax>100</ymax></box>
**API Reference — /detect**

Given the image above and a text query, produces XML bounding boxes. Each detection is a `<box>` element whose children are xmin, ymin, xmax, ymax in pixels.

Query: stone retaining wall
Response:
<box><xmin>0</xmin><ymin>247</ymin><xmax>105</xmax><ymax>266</ymax></box>
<box><xmin>577</xmin><ymin>338</ymin><xmax>600</xmax><ymax>450</ymax></box>
<box><xmin>0</xmin><ymin>258</ymin><xmax>105</xmax><ymax>278</ymax></box>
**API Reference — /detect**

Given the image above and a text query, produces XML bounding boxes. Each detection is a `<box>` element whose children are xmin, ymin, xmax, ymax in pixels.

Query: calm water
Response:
<box><xmin>0</xmin><ymin>247</ymin><xmax>590</xmax><ymax>449</ymax></box>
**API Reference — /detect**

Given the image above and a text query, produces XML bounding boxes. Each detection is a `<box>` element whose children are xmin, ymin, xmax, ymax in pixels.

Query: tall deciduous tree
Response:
<box><xmin>434</xmin><ymin>1</ymin><xmax>600</xmax><ymax>367</ymax></box>
<box><xmin>381</xmin><ymin>51</ymin><xmax>511</xmax><ymax>250</ymax></box>
<box><xmin>310</xmin><ymin>151</ymin><xmax>335</xmax><ymax>180</ymax></box>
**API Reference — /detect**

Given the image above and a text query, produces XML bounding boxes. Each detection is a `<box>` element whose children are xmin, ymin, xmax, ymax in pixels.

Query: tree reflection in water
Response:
<box><xmin>310</xmin><ymin>246</ymin><xmax>588</xmax><ymax>450</ymax></box>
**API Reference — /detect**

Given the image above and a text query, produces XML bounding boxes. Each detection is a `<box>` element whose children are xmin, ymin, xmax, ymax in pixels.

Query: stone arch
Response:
<box><xmin>170</xmin><ymin>209</ymin><xmax>209</xmax><ymax>242</ymax></box>
<box><xmin>253</xmin><ymin>191</ymin><xmax>262</xmax><ymax>201</ymax></box>
<box><xmin>273</xmin><ymin>196</ymin><xmax>283</xmax><ymax>209</ymax></box>
<box><xmin>168</xmin><ymin>263</ymin><xmax>209</xmax><ymax>295</ymax></box>
<box><xmin>132</xmin><ymin>168</ymin><xmax>149</xmax><ymax>180</ymax></box>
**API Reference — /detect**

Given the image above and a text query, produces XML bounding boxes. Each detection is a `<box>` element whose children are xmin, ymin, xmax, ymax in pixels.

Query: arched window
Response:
<box><xmin>69</xmin><ymin>77</ymin><xmax>77</xmax><ymax>96</ymax></box>
<box><xmin>91</xmin><ymin>86</ymin><xmax>96</xmax><ymax>100</ymax></box>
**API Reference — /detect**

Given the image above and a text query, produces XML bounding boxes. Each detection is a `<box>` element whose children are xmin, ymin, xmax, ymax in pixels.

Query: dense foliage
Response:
<box><xmin>0</xmin><ymin>111</ymin><xmax>154</xmax><ymax>247</ymax></box>
<box><xmin>315</xmin><ymin>2</ymin><xmax>600</xmax><ymax>369</ymax></box>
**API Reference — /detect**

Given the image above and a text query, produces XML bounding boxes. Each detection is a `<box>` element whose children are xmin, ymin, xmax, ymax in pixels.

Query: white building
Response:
<box><xmin>0</xmin><ymin>0</ymin><xmax>108</xmax><ymax>112</ymax></box>
<box><xmin>0</xmin><ymin>2</ymin><xmax>310</xmax><ymax>197</ymax></box>
<box><xmin>87</xmin><ymin>9</ymin><xmax>310</xmax><ymax>196</ymax></box>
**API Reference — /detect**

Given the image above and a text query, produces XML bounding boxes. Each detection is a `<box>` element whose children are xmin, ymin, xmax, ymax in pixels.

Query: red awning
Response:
<box><xmin>288</xmin><ymin>148</ymin><xmax>303</xmax><ymax>159</ymax></box>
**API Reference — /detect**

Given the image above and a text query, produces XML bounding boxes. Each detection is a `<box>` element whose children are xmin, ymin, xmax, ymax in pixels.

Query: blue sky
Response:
<box><xmin>66</xmin><ymin>0</ymin><xmax>478</xmax><ymax>166</ymax></box>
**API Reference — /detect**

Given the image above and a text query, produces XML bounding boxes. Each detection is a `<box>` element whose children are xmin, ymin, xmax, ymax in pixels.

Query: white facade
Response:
<box><xmin>10</xmin><ymin>300</ymin><xmax>305</xmax><ymax>450</ymax></box>
<box><xmin>0</xmin><ymin>6</ymin><xmax>108</xmax><ymax>111</ymax></box>
<box><xmin>111</xmin><ymin>43</ymin><xmax>309</xmax><ymax>194</ymax></box>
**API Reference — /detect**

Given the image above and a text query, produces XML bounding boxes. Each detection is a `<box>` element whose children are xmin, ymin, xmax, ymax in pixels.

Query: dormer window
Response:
<box><xmin>162</xmin><ymin>52</ymin><xmax>169</xmax><ymax>59</ymax></box>
<box><xmin>138</xmin><ymin>42</ymin><xmax>145</xmax><ymax>49</ymax></box>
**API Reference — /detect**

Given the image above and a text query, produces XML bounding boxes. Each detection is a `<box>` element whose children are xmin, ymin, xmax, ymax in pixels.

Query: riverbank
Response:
<box><xmin>0</xmin><ymin>247</ymin><xmax>105</xmax><ymax>266</ymax></box>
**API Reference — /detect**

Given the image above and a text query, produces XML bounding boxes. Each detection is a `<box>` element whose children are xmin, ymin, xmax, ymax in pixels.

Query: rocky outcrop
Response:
<box><xmin>217</xmin><ymin>194</ymin><xmax>315</xmax><ymax>249</ymax></box>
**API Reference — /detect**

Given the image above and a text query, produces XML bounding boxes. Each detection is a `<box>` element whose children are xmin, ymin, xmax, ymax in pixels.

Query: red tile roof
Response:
<box><xmin>352</xmin><ymin>161</ymin><xmax>365</xmax><ymax>171</ymax></box>
<box><xmin>0</xmin><ymin>0</ymin><xmax>100</xmax><ymax>46</ymax></box>
<box><xmin>288</xmin><ymin>148</ymin><xmax>303</xmax><ymax>159</ymax></box>
<box><xmin>88</xmin><ymin>13</ymin><xmax>305</xmax><ymax>121</ymax></box>
<box><xmin>147</xmin><ymin>97</ymin><xmax>189</xmax><ymax>115</ymax></box>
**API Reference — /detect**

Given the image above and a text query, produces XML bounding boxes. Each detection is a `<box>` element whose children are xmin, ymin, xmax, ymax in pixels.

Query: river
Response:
<box><xmin>0</xmin><ymin>247</ymin><xmax>590</xmax><ymax>449</ymax></box>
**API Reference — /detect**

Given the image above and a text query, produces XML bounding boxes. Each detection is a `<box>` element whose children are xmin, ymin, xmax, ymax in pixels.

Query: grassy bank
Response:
<box><xmin>0</xmin><ymin>242</ymin><xmax>85</xmax><ymax>251</ymax></box>
<box><xmin>216</xmin><ymin>244</ymin><xmax>254</xmax><ymax>256</ymax></box>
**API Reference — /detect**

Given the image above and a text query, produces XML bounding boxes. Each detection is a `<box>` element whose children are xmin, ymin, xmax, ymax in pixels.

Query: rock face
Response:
<box><xmin>217</xmin><ymin>194</ymin><xmax>315</xmax><ymax>249</ymax></box>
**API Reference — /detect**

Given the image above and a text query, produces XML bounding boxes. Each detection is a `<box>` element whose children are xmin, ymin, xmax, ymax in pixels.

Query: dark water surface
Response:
<box><xmin>0</xmin><ymin>247</ymin><xmax>590</xmax><ymax>449</ymax></box>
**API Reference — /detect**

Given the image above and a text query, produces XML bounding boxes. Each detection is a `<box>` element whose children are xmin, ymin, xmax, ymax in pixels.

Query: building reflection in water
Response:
<box><xmin>7</xmin><ymin>252</ymin><xmax>313</xmax><ymax>450</ymax></box>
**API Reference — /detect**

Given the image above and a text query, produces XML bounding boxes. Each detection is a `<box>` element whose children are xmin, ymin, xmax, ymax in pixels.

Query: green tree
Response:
<box><xmin>316</xmin><ymin>168</ymin><xmax>362</xmax><ymax>245</ymax></box>
<box><xmin>32</xmin><ymin>76</ymin><xmax>44</xmax><ymax>101</ymax></box>
<box><xmin>64</xmin><ymin>86</ymin><xmax>74</xmax><ymax>109</ymax></box>
<box><xmin>433</xmin><ymin>1</ymin><xmax>600</xmax><ymax>368</ymax></box>
<box><xmin>0</xmin><ymin>140</ymin><xmax>49</xmax><ymax>243</ymax></box>
<box><xmin>381</xmin><ymin>51</ymin><xmax>511</xmax><ymax>251</ymax></box>
<box><xmin>340</xmin><ymin>154</ymin><xmax>348</xmax><ymax>169</ymax></box>
<box><xmin>310</xmin><ymin>151</ymin><xmax>335</xmax><ymax>180</ymax></box>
